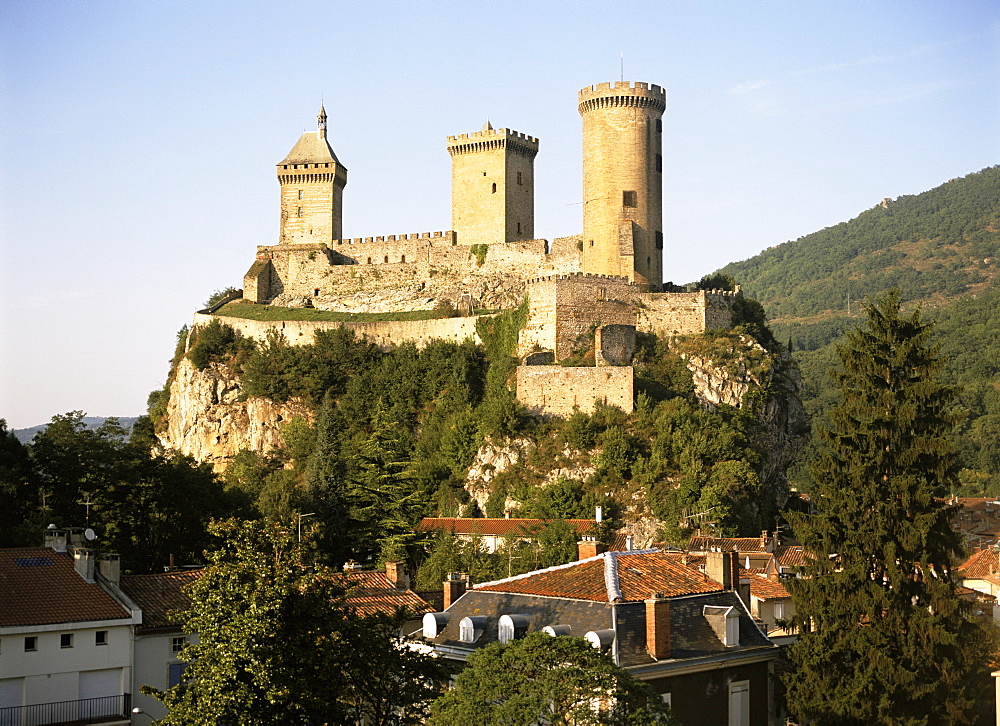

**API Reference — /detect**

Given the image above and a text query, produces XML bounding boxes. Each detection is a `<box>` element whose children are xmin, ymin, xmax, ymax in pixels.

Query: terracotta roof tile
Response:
<box><xmin>774</xmin><ymin>545</ymin><xmax>809</xmax><ymax>568</ymax></box>
<box><xmin>959</xmin><ymin>549</ymin><xmax>1000</xmax><ymax>579</ymax></box>
<box><xmin>342</xmin><ymin>571</ymin><xmax>432</xmax><ymax>617</ymax></box>
<box><xmin>688</xmin><ymin>535</ymin><xmax>772</xmax><ymax>553</ymax></box>
<box><xmin>120</xmin><ymin>570</ymin><xmax>202</xmax><ymax>633</ymax></box>
<box><xmin>0</xmin><ymin>548</ymin><xmax>130</xmax><ymax>627</ymax></box>
<box><xmin>474</xmin><ymin>550</ymin><xmax>723</xmax><ymax>603</ymax></box>
<box><xmin>415</xmin><ymin>517</ymin><xmax>597</xmax><ymax>538</ymax></box>
<box><xmin>748</xmin><ymin>574</ymin><xmax>791</xmax><ymax>601</ymax></box>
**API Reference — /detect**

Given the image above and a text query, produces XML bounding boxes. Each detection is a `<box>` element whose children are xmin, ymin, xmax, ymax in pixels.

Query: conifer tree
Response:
<box><xmin>784</xmin><ymin>290</ymin><xmax>998</xmax><ymax>725</ymax></box>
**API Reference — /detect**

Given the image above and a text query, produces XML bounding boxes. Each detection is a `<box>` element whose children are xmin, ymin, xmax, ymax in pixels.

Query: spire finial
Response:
<box><xmin>481</xmin><ymin>118</ymin><xmax>493</xmax><ymax>132</ymax></box>
<box><xmin>318</xmin><ymin>103</ymin><xmax>328</xmax><ymax>139</ymax></box>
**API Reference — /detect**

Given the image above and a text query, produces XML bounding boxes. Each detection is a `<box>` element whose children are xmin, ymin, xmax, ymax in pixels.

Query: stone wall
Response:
<box><xmin>519</xmin><ymin>274</ymin><xmax>642</xmax><ymax>360</ymax></box>
<box><xmin>595</xmin><ymin>324</ymin><xmax>636</xmax><ymax>366</ymax></box>
<box><xmin>193</xmin><ymin>311</ymin><xmax>485</xmax><ymax>349</ymax></box>
<box><xmin>637</xmin><ymin>290</ymin><xmax>738</xmax><ymax>337</ymax></box>
<box><xmin>516</xmin><ymin>365</ymin><xmax>634</xmax><ymax>416</ymax></box>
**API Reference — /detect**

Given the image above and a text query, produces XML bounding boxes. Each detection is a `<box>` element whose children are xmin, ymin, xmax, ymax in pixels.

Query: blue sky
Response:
<box><xmin>1</xmin><ymin>1</ymin><xmax>997</xmax><ymax>429</ymax></box>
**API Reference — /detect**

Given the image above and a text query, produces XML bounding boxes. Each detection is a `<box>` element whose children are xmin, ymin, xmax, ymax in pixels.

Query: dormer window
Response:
<box><xmin>459</xmin><ymin>616</ymin><xmax>487</xmax><ymax>643</ymax></box>
<box><xmin>498</xmin><ymin>614</ymin><xmax>529</xmax><ymax>644</ymax></box>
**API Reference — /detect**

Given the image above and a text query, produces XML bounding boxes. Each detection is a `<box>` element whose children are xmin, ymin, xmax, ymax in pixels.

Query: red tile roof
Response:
<box><xmin>120</xmin><ymin>570</ymin><xmax>202</xmax><ymax>633</ymax></box>
<box><xmin>416</xmin><ymin>518</ymin><xmax>598</xmax><ymax>537</ymax></box>
<box><xmin>774</xmin><ymin>545</ymin><xmax>809</xmax><ymax>568</ymax></box>
<box><xmin>342</xmin><ymin>571</ymin><xmax>433</xmax><ymax>617</ymax></box>
<box><xmin>474</xmin><ymin>550</ymin><xmax>724</xmax><ymax>603</ymax></box>
<box><xmin>960</xmin><ymin>549</ymin><xmax>1000</xmax><ymax>579</ymax></box>
<box><xmin>748</xmin><ymin>574</ymin><xmax>791</xmax><ymax>601</ymax></box>
<box><xmin>0</xmin><ymin>548</ymin><xmax>131</xmax><ymax>627</ymax></box>
<box><xmin>688</xmin><ymin>535</ymin><xmax>772</xmax><ymax>554</ymax></box>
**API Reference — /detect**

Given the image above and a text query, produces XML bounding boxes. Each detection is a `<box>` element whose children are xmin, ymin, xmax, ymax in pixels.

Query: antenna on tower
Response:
<box><xmin>620</xmin><ymin>53</ymin><xmax>624</xmax><ymax>82</ymax></box>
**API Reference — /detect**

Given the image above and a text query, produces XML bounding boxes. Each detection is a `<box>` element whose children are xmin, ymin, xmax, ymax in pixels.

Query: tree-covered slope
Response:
<box><xmin>713</xmin><ymin>165</ymin><xmax>1000</xmax><ymax>494</ymax></box>
<box><xmin>718</xmin><ymin>165</ymin><xmax>1000</xmax><ymax>326</ymax></box>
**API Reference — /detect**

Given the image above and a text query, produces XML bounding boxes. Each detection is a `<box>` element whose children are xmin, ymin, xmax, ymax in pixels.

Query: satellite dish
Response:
<box><xmin>47</xmin><ymin>523</ymin><xmax>57</xmax><ymax>530</ymax></box>
<box><xmin>84</xmin><ymin>528</ymin><xmax>96</xmax><ymax>541</ymax></box>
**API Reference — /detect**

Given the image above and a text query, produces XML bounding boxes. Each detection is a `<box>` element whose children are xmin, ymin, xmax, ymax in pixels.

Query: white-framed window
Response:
<box><xmin>773</xmin><ymin>602</ymin><xmax>786</xmax><ymax>620</ymax></box>
<box><xmin>95</xmin><ymin>630</ymin><xmax>108</xmax><ymax>646</ymax></box>
<box><xmin>171</xmin><ymin>636</ymin><xmax>187</xmax><ymax>653</ymax></box>
<box><xmin>728</xmin><ymin>680</ymin><xmax>750</xmax><ymax>726</ymax></box>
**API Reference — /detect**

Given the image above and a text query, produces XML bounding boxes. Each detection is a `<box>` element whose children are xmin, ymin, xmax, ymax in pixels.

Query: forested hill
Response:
<box><xmin>713</xmin><ymin>165</ymin><xmax>1000</xmax><ymax>495</ymax></box>
<box><xmin>718</xmin><ymin>165</ymin><xmax>999</xmax><ymax>337</ymax></box>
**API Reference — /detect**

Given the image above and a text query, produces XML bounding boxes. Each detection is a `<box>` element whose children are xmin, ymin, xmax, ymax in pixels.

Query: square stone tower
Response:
<box><xmin>447</xmin><ymin>122</ymin><xmax>538</xmax><ymax>246</ymax></box>
<box><xmin>277</xmin><ymin>105</ymin><xmax>348</xmax><ymax>245</ymax></box>
<box><xmin>579</xmin><ymin>82</ymin><xmax>666</xmax><ymax>289</ymax></box>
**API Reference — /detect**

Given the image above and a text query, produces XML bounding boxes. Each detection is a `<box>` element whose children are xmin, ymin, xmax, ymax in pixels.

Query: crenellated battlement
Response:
<box><xmin>526</xmin><ymin>272</ymin><xmax>639</xmax><ymax>287</ymax></box>
<box><xmin>332</xmin><ymin>230</ymin><xmax>455</xmax><ymax>245</ymax></box>
<box><xmin>578</xmin><ymin>81</ymin><xmax>667</xmax><ymax>114</ymax></box>
<box><xmin>446</xmin><ymin>128</ymin><xmax>539</xmax><ymax>158</ymax></box>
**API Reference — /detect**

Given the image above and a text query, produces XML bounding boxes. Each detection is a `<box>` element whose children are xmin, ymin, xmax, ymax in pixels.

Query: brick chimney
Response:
<box><xmin>443</xmin><ymin>572</ymin><xmax>469</xmax><ymax>610</ymax></box>
<box><xmin>645</xmin><ymin>595</ymin><xmax>671</xmax><ymax>660</ymax></box>
<box><xmin>384</xmin><ymin>561</ymin><xmax>408</xmax><ymax>590</ymax></box>
<box><xmin>578</xmin><ymin>536</ymin><xmax>605</xmax><ymax>560</ymax></box>
<box><xmin>706</xmin><ymin>549</ymin><xmax>738</xmax><ymax>590</ymax></box>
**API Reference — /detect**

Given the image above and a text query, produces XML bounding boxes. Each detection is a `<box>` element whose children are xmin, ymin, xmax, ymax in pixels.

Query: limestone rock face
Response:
<box><xmin>159</xmin><ymin>359</ymin><xmax>311</xmax><ymax>472</ymax></box>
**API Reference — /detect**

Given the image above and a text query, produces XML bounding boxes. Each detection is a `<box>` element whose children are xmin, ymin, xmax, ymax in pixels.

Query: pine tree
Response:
<box><xmin>784</xmin><ymin>290</ymin><xmax>998</xmax><ymax>725</ymax></box>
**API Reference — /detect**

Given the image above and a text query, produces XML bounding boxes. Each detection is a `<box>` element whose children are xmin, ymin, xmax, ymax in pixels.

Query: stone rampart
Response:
<box><xmin>516</xmin><ymin>365</ymin><xmax>634</xmax><ymax>416</ymax></box>
<box><xmin>595</xmin><ymin>325</ymin><xmax>636</xmax><ymax>366</ymax></box>
<box><xmin>637</xmin><ymin>290</ymin><xmax>738</xmax><ymax>337</ymax></box>
<box><xmin>193</xmin><ymin>312</ymin><xmax>485</xmax><ymax>349</ymax></box>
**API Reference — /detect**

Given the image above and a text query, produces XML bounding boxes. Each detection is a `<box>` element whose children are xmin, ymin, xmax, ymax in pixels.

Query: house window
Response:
<box><xmin>622</xmin><ymin>190</ymin><xmax>637</xmax><ymax>208</ymax></box>
<box><xmin>168</xmin><ymin>663</ymin><xmax>188</xmax><ymax>688</ymax></box>
<box><xmin>773</xmin><ymin>602</ymin><xmax>786</xmax><ymax>620</ymax></box>
<box><xmin>171</xmin><ymin>636</ymin><xmax>187</xmax><ymax>654</ymax></box>
<box><xmin>95</xmin><ymin>631</ymin><xmax>108</xmax><ymax>646</ymax></box>
<box><xmin>24</xmin><ymin>636</ymin><xmax>37</xmax><ymax>652</ymax></box>
<box><xmin>60</xmin><ymin>634</ymin><xmax>73</xmax><ymax>649</ymax></box>
<box><xmin>459</xmin><ymin>616</ymin><xmax>486</xmax><ymax>643</ymax></box>
<box><xmin>728</xmin><ymin>680</ymin><xmax>750</xmax><ymax>726</ymax></box>
<box><xmin>661</xmin><ymin>692</ymin><xmax>672</xmax><ymax>708</ymax></box>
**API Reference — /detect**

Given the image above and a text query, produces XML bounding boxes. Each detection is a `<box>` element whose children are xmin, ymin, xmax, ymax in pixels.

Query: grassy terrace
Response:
<box><xmin>215</xmin><ymin>300</ymin><xmax>496</xmax><ymax>322</ymax></box>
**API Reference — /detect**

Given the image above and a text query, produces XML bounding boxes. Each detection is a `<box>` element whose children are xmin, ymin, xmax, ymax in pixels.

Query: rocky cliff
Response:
<box><xmin>159</xmin><ymin>358</ymin><xmax>312</xmax><ymax>471</ymax></box>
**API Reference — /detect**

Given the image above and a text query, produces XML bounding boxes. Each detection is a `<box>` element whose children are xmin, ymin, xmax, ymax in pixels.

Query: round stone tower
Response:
<box><xmin>579</xmin><ymin>81</ymin><xmax>666</xmax><ymax>289</ymax></box>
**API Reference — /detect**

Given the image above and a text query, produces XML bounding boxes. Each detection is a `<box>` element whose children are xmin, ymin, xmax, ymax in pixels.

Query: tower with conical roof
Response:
<box><xmin>447</xmin><ymin>121</ymin><xmax>538</xmax><ymax>246</ymax></box>
<box><xmin>277</xmin><ymin>105</ymin><xmax>348</xmax><ymax>244</ymax></box>
<box><xmin>579</xmin><ymin>81</ymin><xmax>666</xmax><ymax>289</ymax></box>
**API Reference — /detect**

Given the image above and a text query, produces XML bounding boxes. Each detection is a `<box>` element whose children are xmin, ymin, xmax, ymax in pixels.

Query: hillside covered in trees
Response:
<box><xmin>716</xmin><ymin>166</ymin><xmax>1000</xmax><ymax>494</ymax></box>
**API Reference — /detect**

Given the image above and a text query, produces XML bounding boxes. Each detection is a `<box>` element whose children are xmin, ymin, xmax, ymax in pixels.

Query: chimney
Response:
<box><xmin>385</xmin><ymin>561</ymin><xmax>408</xmax><ymax>590</ymax></box>
<box><xmin>44</xmin><ymin>526</ymin><xmax>67</xmax><ymax>553</ymax></box>
<box><xmin>73</xmin><ymin>547</ymin><xmax>96</xmax><ymax>583</ymax></box>
<box><xmin>67</xmin><ymin>527</ymin><xmax>86</xmax><ymax>550</ymax></box>
<box><xmin>443</xmin><ymin>572</ymin><xmax>469</xmax><ymax>610</ymax></box>
<box><xmin>578</xmin><ymin>536</ymin><xmax>605</xmax><ymax>560</ymax></box>
<box><xmin>97</xmin><ymin>553</ymin><xmax>120</xmax><ymax>585</ymax></box>
<box><xmin>645</xmin><ymin>595</ymin><xmax>671</xmax><ymax>660</ymax></box>
<box><xmin>706</xmin><ymin>549</ymin><xmax>738</xmax><ymax>590</ymax></box>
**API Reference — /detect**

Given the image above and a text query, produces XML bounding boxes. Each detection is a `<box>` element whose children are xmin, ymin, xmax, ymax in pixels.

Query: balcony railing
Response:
<box><xmin>0</xmin><ymin>693</ymin><xmax>131</xmax><ymax>726</ymax></box>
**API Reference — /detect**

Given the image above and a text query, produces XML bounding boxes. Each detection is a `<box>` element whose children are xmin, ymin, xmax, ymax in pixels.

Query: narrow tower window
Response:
<box><xmin>517</xmin><ymin>222</ymin><xmax>521</xmax><ymax>234</ymax></box>
<box><xmin>655</xmin><ymin>154</ymin><xmax>662</xmax><ymax>172</ymax></box>
<box><xmin>297</xmin><ymin>207</ymin><xmax>303</xmax><ymax>217</ymax></box>
<box><xmin>655</xmin><ymin>231</ymin><xmax>664</xmax><ymax>250</ymax></box>
<box><xmin>491</xmin><ymin>182</ymin><xmax>497</xmax><ymax>194</ymax></box>
<box><xmin>298</xmin><ymin>190</ymin><xmax>303</xmax><ymax>200</ymax></box>
<box><xmin>517</xmin><ymin>171</ymin><xmax>522</xmax><ymax>185</ymax></box>
<box><xmin>656</xmin><ymin>119</ymin><xmax>662</xmax><ymax>132</ymax></box>
<box><xmin>623</xmin><ymin>191</ymin><xmax>637</xmax><ymax>208</ymax></box>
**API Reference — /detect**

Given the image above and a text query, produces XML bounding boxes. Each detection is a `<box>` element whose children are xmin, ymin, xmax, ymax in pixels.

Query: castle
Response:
<box><xmin>221</xmin><ymin>81</ymin><xmax>742</xmax><ymax>415</ymax></box>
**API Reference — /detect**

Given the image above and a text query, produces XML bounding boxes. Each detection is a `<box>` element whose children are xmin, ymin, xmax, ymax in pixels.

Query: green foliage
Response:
<box><xmin>0</xmin><ymin>419</ymin><xmax>38</xmax><ymax>546</ymax></box>
<box><xmin>427</xmin><ymin>632</ymin><xmax>677</xmax><ymax>726</ymax></box>
<box><xmin>469</xmin><ymin>243</ymin><xmax>489</xmax><ymax>266</ymax></box>
<box><xmin>719</xmin><ymin>166</ymin><xmax>1000</xmax><ymax>320</ymax></box>
<box><xmin>204</xmin><ymin>287</ymin><xmax>240</xmax><ymax>309</ymax></box>
<box><xmin>186</xmin><ymin>319</ymin><xmax>254</xmax><ymax>371</ymax></box>
<box><xmin>146</xmin><ymin>519</ymin><xmax>447</xmax><ymax>726</ymax></box>
<box><xmin>17</xmin><ymin>411</ymin><xmax>233</xmax><ymax>572</ymax></box>
<box><xmin>783</xmin><ymin>291</ymin><xmax>999</xmax><ymax>725</ymax></box>
<box><xmin>217</xmin><ymin>300</ymin><xmax>465</xmax><ymax>322</ymax></box>
<box><xmin>690</xmin><ymin>272</ymin><xmax>736</xmax><ymax>291</ymax></box>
